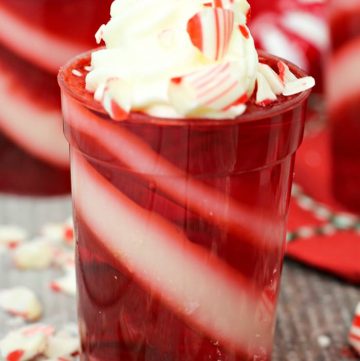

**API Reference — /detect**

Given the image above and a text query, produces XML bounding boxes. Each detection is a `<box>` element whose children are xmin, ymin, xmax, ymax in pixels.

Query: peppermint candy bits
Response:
<box><xmin>0</xmin><ymin>324</ymin><xmax>79</xmax><ymax>361</ymax></box>
<box><xmin>0</xmin><ymin>225</ymin><xmax>27</xmax><ymax>249</ymax></box>
<box><xmin>0</xmin><ymin>287</ymin><xmax>42</xmax><ymax>321</ymax></box>
<box><xmin>0</xmin><ymin>324</ymin><xmax>52</xmax><ymax>361</ymax></box>
<box><xmin>187</xmin><ymin>8</ymin><xmax>234</xmax><ymax>61</ymax></box>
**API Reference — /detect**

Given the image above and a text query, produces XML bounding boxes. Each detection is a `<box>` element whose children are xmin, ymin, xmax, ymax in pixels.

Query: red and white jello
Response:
<box><xmin>59</xmin><ymin>1</ymin><xmax>313</xmax><ymax>360</ymax></box>
<box><xmin>0</xmin><ymin>0</ymin><xmax>112</xmax><ymax>195</ymax></box>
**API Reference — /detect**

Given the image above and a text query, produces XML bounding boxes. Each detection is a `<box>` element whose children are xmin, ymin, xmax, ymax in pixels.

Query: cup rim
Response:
<box><xmin>58</xmin><ymin>49</ymin><xmax>312</xmax><ymax>127</ymax></box>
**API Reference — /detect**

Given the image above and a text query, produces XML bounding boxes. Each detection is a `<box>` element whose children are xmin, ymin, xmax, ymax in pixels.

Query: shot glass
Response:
<box><xmin>59</xmin><ymin>52</ymin><xmax>311</xmax><ymax>361</ymax></box>
<box><xmin>0</xmin><ymin>0</ymin><xmax>112</xmax><ymax>195</ymax></box>
<box><xmin>327</xmin><ymin>0</ymin><xmax>360</xmax><ymax>211</ymax></box>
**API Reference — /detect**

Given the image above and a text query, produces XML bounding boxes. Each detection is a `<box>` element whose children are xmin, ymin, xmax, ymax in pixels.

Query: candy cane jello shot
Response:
<box><xmin>251</xmin><ymin>0</ymin><xmax>328</xmax><ymax>92</ymax></box>
<box><xmin>59</xmin><ymin>1</ymin><xmax>314</xmax><ymax>360</ymax></box>
<box><xmin>0</xmin><ymin>0</ymin><xmax>112</xmax><ymax>195</ymax></box>
<box><xmin>327</xmin><ymin>0</ymin><xmax>360</xmax><ymax>212</ymax></box>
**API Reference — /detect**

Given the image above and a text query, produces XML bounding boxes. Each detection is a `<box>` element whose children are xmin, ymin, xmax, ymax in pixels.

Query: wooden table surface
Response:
<box><xmin>0</xmin><ymin>195</ymin><xmax>359</xmax><ymax>361</ymax></box>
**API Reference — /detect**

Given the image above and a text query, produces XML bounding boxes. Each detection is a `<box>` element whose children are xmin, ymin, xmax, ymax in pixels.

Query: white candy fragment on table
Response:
<box><xmin>13</xmin><ymin>238</ymin><xmax>53</xmax><ymax>270</ymax></box>
<box><xmin>52</xmin><ymin>248</ymin><xmax>75</xmax><ymax>271</ymax></box>
<box><xmin>50</xmin><ymin>268</ymin><xmax>76</xmax><ymax>296</ymax></box>
<box><xmin>0</xmin><ymin>324</ymin><xmax>53</xmax><ymax>361</ymax></box>
<box><xmin>349</xmin><ymin>303</ymin><xmax>360</xmax><ymax>354</ymax></box>
<box><xmin>0</xmin><ymin>225</ymin><xmax>27</xmax><ymax>249</ymax></box>
<box><xmin>0</xmin><ymin>287</ymin><xmax>42</xmax><ymax>321</ymax></box>
<box><xmin>44</xmin><ymin>324</ymin><xmax>80</xmax><ymax>360</ymax></box>
<box><xmin>41</xmin><ymin>218</ymin><xmax>74</xmax><ymax>246</ymax></box>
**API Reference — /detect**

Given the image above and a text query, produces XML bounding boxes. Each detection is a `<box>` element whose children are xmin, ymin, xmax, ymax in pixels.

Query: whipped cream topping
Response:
<box><xmin>86</xmin><ymin>0</ymin><xmax>314</xmax><ymax>120</ymax></box>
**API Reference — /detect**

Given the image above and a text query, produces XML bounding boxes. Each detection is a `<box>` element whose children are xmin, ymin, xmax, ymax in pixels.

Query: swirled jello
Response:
<box><xmin>0</xmin><ymin>0</ymin><xmax>113</xmax><ymax>195</ymax></box>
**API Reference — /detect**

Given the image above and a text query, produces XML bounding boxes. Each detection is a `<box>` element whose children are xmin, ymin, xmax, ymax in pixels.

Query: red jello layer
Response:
<box><xmin>0</xmin><ymin>0</ymin><xmax>113</xmax><ymax>46</ymax></box>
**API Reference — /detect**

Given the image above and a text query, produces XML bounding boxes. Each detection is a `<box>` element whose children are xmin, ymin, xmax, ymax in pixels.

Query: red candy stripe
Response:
<box><xmin>6</xmin><ymin>350</ymin><xmax>24</xmax><ymax>361</ymax></box>
<box><xmin>187</xmin><ymin>8</ymin><xmax>234</xmax><ymax>61</ymax></box>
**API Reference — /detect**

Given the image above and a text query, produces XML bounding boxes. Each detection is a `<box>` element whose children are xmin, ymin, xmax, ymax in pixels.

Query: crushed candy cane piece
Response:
<box><xmin>202</xmin><ymin>0</ymin><xmax>250</xmax><ymax>24</ymax></box>
<box><xmin>278</xmin><ymin>61</ymin><xmax>297</xmax><ymax>83</ymax></box>
<box><xmin>282</xmin><ymin>76</ymin><xmax>315</xmax><ymax>96</ymax></box>
<box><xmin>0</xmin><ymin>324</ymin><xmax>53</xmax><ymax>361</ymax></box>
<box><xmin>41</xmin><ymin>218</ymin><xmax>74</xmax><ymax>246</ymax></box>
<box><xmin>257</xmin><ymin>63</ymin><xmax>284</xmax><ymax>95</ymax></box>
<box><xmin>256</xmin><ymin>71</ymin><xmax>277</xmax><ymax>106</ymax></box>
<box><xmin>0</xmin><ymin>225</ymin><xmax>27</xmax><ymax>249</ymax></box>
<box><xmin>0</xmin><ymin>287</ymin><xmax>42</xmax><ymax>321</ymax></box>
<box><xmin>13</xmin><ymin>238</ymin><xmax>53</xmax><ymax>270</ymax></box>
<box><xmin>187</xmin><ymin>8</ymin><xmax>234</xmax><ymax>61</ymax></box>
<box><xmin>255</xmin><ymin>60</ymin><xmax>314</xmax><ymax>102</ymax></box>
<box><xmin>50</xmin><ymin>268</ymin><xmax>76</xmax><ymax>296</ymax></box>
<box><xmin>169</xmin><ymin>62</ymin><xmax>249</xmax><ymax>117</ymax></box>
<box><xmin>349</xmin><ymin>303</ymin><xmax>360</xmax><ymax>355</ymax></box>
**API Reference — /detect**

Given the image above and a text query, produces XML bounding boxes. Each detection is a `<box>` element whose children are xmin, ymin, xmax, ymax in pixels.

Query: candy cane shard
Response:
<box><xmin>277</xmin><ymin>61</ymin><xmax>315</xmax><ymax>96</ymax></box>
<box><xmin>169</xmin><ymin>62</ymin><xmax>248</xmax><ymax>116</ymax></box>
<box><xmin>258</xmin><ymin>63</ymin><xmax>284</xmax><ymax>95</ymax></box>
<box><xmin>187</xmin><ymin>8</ymin><xmax>234</xmax><ymax>61</ymax></box>
<box><xmin>349</xmin><ymin>303</ymin><xmax>360</xmax><ymax>355</ymax></box>
<box><xmin>202</xmin><ymin>0</ymin><xmax>250</xmax><ymax>24</ymax></box>
<box><xmin>256</xmin><ymin>71</ymin><xmax>277</xmax><ymax>107</ymax></box>
<box><xmin>282</xmin><ymin>76</ymin><xmax>315</xmax><ymax>96</ymax></box>
<box><xmin>64</xmin><ymin>98</ymin><xmax>280</xmax><ymax>252</ymax></box>
<box><xmin>72</xmin><ymin>151</ymin><xmax>272</xmax><ymax>354</ymax></box>
<box><xmin>277</xmin><ymin>61</ymin><xmax>297</xmax><ymax>83</ymax></box>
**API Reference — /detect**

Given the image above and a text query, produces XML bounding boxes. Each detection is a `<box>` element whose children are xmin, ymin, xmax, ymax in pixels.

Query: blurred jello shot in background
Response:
<box><xmin>327</xmin><ymin>0</ymin><xmax>360</xmax><ymax>212</ymax></box>
<box><xmin>59</xmin><ymin>0</ymin><xmax>314</xmax><ymax>360</ymax></box>
<box><xmin>0</xmin><ymin>0</ymin><xmax>112</xmax><ymax>195</ymax></box>
<box><xmin>250</xmin><ymin>0</ymin><xmax>328</xmax><ymax>94</ymax></box>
